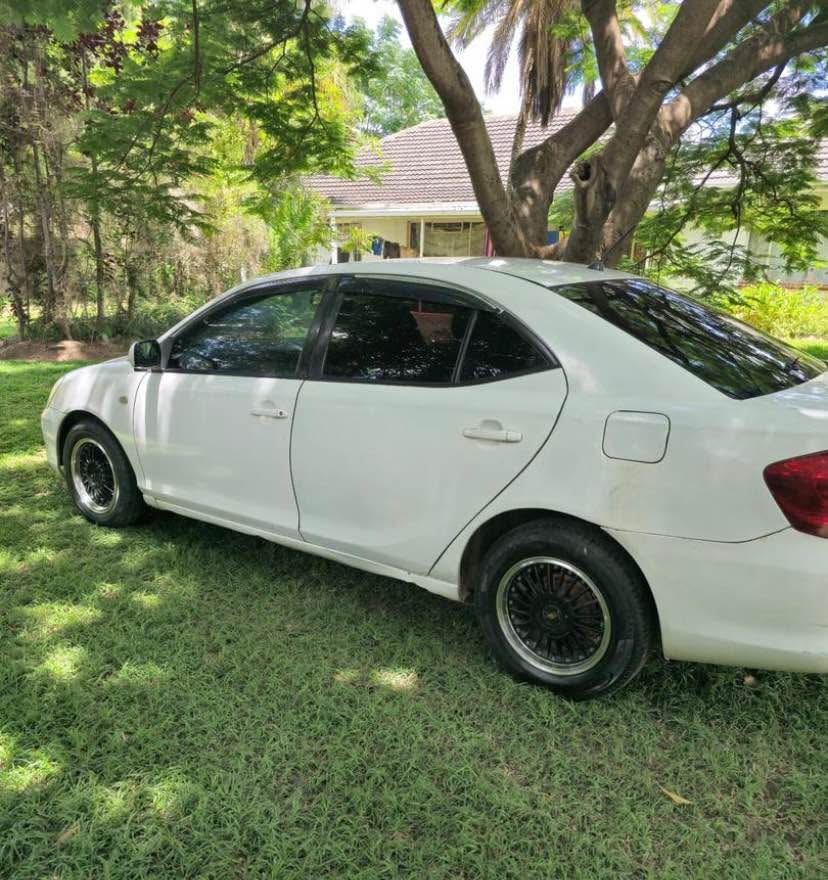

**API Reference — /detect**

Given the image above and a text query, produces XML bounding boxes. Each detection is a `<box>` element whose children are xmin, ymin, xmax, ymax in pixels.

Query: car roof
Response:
<box><xmin>247</xmin><ymin>257</ymin><xmax>632</xmax><ymax>290</ymax></box>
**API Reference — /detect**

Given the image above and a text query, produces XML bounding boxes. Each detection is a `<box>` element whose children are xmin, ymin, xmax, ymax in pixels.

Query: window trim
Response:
<box><xmin>161</xmin><ymin>277</ymin><xmax>336</xmax><ymax>379</ymax></box>
<box><xmin>308</xmin><ymin>274</ymin><xmax>559</xmax><ymax>388</ymax></box>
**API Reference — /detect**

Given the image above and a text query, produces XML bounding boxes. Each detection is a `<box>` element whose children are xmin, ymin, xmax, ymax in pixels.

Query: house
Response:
<box><xmin>305</xmin><ymin>113</ymin><xmax>828</xmax><ymax>286</ymax></box>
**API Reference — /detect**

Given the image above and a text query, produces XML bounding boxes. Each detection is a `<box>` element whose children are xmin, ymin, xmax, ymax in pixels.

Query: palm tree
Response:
<box><xmin>447</xmin><ymin>0</ymin><xmax>594</xmax><ymax>160</ymax></box>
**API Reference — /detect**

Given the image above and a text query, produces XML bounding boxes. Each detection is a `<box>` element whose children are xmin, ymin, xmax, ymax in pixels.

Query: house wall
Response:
<box><xmin>314</xmin><ymin>213</ymin><xmax>489</xmax><ymax>265</ymax></box>
<box><xmin>678</xmin><ymin>188</ymin><xmax>828</xmax><ymax>288</ymax></box>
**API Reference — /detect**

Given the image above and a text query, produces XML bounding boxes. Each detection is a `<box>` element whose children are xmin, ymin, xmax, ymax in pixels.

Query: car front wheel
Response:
<box><xmin>475</xmin><ymin>518</ymin><xmax>656</xmax><ymax>700</ymax></box>
<box><xmin>63</xmin><ymin>420</ymin><xmax>146</xmax><ymax>527</ymax></box>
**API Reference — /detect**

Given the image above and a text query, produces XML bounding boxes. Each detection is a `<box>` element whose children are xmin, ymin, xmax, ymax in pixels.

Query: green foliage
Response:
<box><xmin>341</xmin><ymin>224</ymin><xmax>374</xmax><ymax>258</ymax></box>
<box><xmin>247</xmin><ymin>181</ymin><xmax>332</xmax><ymax>273</ymax></box>
<box><xmin>720</xmin><ymin>283</ymin><xmax>828</xmax><ymax>340</ymax></box>
<box><xmin>624</xmin><ymin>96</ymin><xmax>828</xmax><ymax>297</ymax></box>
<box><xmin>24</xmin><ymin>294</ymin><xmax>205</xmax><ymax>343</ymax></box>
<box><xmin>0</xmin><ymin>1</ymin><xmax>393</xmax><ymax>340</ymax></box>
<box><xmin>356</xmin><ymin>16</ymin><xmax>443</xmax><ymax>137</ymax></box>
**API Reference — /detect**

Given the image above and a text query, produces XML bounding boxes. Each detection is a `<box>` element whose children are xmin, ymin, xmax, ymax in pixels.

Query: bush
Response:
<box><xmin>722</xmin><ymin>283</ymin><xmax>828</xmax><ymax>339</ymax></box>
<box><xmin>25</xmin><ymin>294</ymin><xmax>208</xmax><ymax>344</ymax></box>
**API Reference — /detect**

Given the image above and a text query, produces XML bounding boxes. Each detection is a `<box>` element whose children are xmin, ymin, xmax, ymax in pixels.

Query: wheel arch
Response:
<box><xmin>456</xmin><ymin>508</ymin><xmax>662</xmax><ymax>642</ymax></box>
<box><xmin>57</xmin><ymin>410</ymin><xmax>126</xmax><ymax>468</ymax></box>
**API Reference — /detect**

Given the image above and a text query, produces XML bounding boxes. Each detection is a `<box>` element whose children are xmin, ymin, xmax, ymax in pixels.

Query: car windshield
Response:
<box><xmin>549</xmin><ymin>278</ymin><xmax>826</xmax><ymax>399</ymax></box>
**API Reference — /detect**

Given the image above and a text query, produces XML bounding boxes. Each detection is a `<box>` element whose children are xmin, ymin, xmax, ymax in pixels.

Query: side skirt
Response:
<box><xmin>142</xmin><ymin>493</ymin><xmax>461</xmax><ymax>602</ymax></box>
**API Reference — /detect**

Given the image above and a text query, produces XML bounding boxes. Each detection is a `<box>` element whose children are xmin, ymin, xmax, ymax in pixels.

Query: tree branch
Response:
<box><xmin>581</xmin><ymin>0</ymin><xmax>635</xmax><ymax>119</ymax></box>
<box><xmin>397</xmin><ymin>0</ymin><xmax>526</xmax><ymax>254</ymax></box>
<box><xmin>561</xmin><ymin>0</ymin><xmax>725</xmax><ymax>262</ymax></box>
<box><xmin>677</xmin><ymin>2</ymin><xmax>827</xmax><ymax>129</ymax></box>
<box><xmin>681</xmin><ymin>0</ymin><xmax>771</xmax><ymax>77</ymax></box>
<box><xmin>601</xmin><ymin>0</ymin><xmax>724</xmax><ymax>183</ymax></box>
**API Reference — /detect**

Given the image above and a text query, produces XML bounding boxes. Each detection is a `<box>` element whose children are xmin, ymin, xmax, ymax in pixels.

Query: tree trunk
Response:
<box><xmin>601</xmin><ymin>135</ymin><xmax>671</xmax><ymax>266</ymax></box>
<box><xmin>82</xmin><ymin>52</ymin><xmax>106</xmax><ymax>333</ymax></box>
<box><xmin>125</xmin><ymin>262</ymin><xmax>141</xmax><ymax>323</ymax></box>
<box><xmin>399</xmin><ymin>0</ymin><xmax>828</xmax><ymax>267</ymax></box>
<box><xmin>30</xmin><ymin>139</ymin><xmax>59</xmax><ymax>326</ymax></box>
<box><xmin>0</xmin><ymin>165</ymin><xmax>30</xmax><ymax>340</ymax></box>
<box><xmin>91</xmin><ymin>205</ymin><xmax>106</xmax><ymax>332</ymax></box>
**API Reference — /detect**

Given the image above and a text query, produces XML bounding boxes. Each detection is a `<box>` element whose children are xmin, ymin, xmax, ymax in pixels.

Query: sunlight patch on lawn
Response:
<box><xmin>0</xmin><ymin>450</ymin><xmax>45</xmax><ymax>473</ymax></box>
<box><xmin>18</xmin><ymin>602</ymin><xmax>102</xmax><ymax>640</ymax></box>
<box><xmin>333</xmin><ymin>667</ymin><xmax>419</xmax><ymax>690</ymax></box>
<box><xmin>34</xmin><ymin>644</ymin><xmax>86</xmax><ymax>681</ymax></box>
<box><xmin>89</xmin><ymin>530</ymin><xmax>124</xmax><ymax>548</ymax></box>
<box><xmin>130</xmin><ymin>591</ymin><xmax>162</xmax><ymax>609</ymax></box>
<box><xmin>0</xmin><ymin>746</ymin><xmax>63</xmax><ymax>794</ymax></box>
<box><xmin>370</xmin><ymin>668</ymin><xmax>419</xmax><ymax>691</ymax></box>
<box><xmin>88</xmin><ymin>781</ymin><xmax>138</xmax><ymax>821</ymax></box>
<box><xmin>148</xmin><ymin>773</ymin><xmax>204</xmax><ymax>820</ymax></box>
<box><xmin>108</xmin><ymin>661</ymin><xmax>168</xmax><ymax>687</ymax></box>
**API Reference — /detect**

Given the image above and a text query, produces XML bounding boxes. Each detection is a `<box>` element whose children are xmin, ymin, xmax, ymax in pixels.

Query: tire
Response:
<box><xmin>62</xmin><ymin>419</ymin><xmax>146</xmax><ymax>527</ymax></box>
<box><xmin>475</xmin><ymin>518</ymin><xmax>655</xmax><ymax>700</ymax></box>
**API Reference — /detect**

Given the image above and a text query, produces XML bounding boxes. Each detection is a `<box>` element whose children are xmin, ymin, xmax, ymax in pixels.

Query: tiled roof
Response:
<box><xmin>305</xmin><ymin>113</ymin><xmax>580</xmax><ymax>208</ymax></box>
<box><xmin>305</xmin><ymin>114</ymin><xmax>828</xmax><ymax>210</ymax></box>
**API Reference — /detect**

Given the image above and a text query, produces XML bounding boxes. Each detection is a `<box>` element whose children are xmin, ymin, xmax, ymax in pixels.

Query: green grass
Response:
<box><xmin>1</xmin><ymin>361</ymin><xmax>827</xmax><ymax>880</ymax></box>
<box><xmin>794</xmin><ymin>338</ymin><xmax>828</xmax><ymax>361</ymax></box>
<box><xmin>0</xmin><ymin>314</ymin><xmax>17</xmax><ymax>340</ymax></box>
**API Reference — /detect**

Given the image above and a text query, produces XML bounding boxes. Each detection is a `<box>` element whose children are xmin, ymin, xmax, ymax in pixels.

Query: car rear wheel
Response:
<box><xmin>63</xmin><ymin>420</ymin><xmax>146</xmax><ymax>527</ymax></box>
<box><xmin>475</xmin><ymin>518</ymin><xmax>655</xmax><ymax>700</ymax></box>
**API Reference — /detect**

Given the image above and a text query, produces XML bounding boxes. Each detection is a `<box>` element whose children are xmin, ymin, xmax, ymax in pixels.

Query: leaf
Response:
<box><xmin>56</xmin><ymin>823</ymin><xmax>80</xmax><ymax>846</ymax></box>
<box><xmin>659</xmin><ymin>786</ymin><xmax>693</xmax><ymax>806</ymax></box>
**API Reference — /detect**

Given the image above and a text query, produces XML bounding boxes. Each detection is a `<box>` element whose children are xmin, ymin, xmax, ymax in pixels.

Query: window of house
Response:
<box><xmin>168</xmin><ymin>285</ymin><xmax>323</xmax><ymax>376</ymax></box>
<box><xmin>423</xmin><ymin>221</ymin><xmax>486</xmax><ymax>257</ymax></box>
<box><xmin>459</xmin><ymin>310</ymin><xmax>551</xmax><ymax>381</ymax></box>
<box><xmin>323</xmin><ymin>284</ymin><xmax>472</xmax><ymax>383</ymax></box>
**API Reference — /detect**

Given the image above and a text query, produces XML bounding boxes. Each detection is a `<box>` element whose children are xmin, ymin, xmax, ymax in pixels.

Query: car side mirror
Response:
<box><xmin>129</xmin><ymin>339</ymin><xmax>162</xmax><ymax>371</ymax></box>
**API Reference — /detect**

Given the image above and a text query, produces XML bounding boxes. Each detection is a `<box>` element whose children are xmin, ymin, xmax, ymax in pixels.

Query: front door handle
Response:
<box><xmin>463</xmin><ymin>426</ymin><xmax>522</xmax><ymax>443</ymax></box>
<box><xmin>250</xmin><ymin>407</ymin><xmax>289</xmax><ymax>419</ymax></box>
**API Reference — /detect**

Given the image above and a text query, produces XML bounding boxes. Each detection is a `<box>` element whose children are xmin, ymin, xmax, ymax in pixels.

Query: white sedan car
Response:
<box><xmin>41</xmin><ymin>259</ymin><xmax>828</xmax><ymax>699</ymax></box>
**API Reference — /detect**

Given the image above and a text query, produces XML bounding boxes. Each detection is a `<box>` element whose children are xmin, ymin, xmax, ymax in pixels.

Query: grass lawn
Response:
<box><xmin>1</xmin><ymin>360</ymin><xmax>826</xmax><ymax>880</ymax></box>
<box><xmin>796</xmin><ymin>338</ymin><xmax>828</xmax><ymax>361</ymax></box>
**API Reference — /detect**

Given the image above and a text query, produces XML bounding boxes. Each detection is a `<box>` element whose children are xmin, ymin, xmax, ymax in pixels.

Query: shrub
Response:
<box><xmin>721</xmin><ymin>283</ymin><xmax>828</xmax><ymax>339</ymax></box>
<box><xmin>25</xmin><ymin>294</ymin><xmax>208</xmax><ymax>344</ymax></box>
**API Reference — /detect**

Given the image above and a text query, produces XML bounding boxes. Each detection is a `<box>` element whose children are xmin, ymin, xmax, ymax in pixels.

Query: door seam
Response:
<box><xmin>289</xmin><ymin>378</ymin><xmax>307</xmax><ymax>541</ymax></box>
<box><xmin>426</xmin><ymin>367</ymin><xmax>571</xmax><ymax>577</ymax></box>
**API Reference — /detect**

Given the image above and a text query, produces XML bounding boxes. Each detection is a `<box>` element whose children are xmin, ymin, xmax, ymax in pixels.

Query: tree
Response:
<box><xmin>358</xmin><ymin>16</ymin><xmax>443</xmax><ymax>137</ymax></box>
<box><xmin>397</xmin><ymin>0</ymin><xmax>828</xmax><ymax>266</ymax></box>
<box><xmin>0</xmin><ymin>1</ymin><xmax>375</xmax><ymax>338</ymax></box>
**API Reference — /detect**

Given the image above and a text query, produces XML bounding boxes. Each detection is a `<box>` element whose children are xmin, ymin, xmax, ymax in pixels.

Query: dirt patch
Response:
<box><xmin>0</xmin><ymin>338</ymin><xmax>128</xmax><ymax>362</ymax></box>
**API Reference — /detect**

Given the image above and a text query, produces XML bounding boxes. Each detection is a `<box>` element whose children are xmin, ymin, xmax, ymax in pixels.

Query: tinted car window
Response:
<box><xmin>552</xmin><ymin>279</ymin><xmax>825</xmax><ymax>399</ymax></box>
<box><xmin>323</xmin><ymin>288</ymin><xmax>471</xmax><ymax>383</ymax></box>
<box><xmin>169</xmin><ymin>285</ymin><xmax>322</xmax><ymax>375</ymax></box>
<box><xmin>460</xmin><ymin>310</ymin><xmax>549</xmax><ymax>381</ymax></box>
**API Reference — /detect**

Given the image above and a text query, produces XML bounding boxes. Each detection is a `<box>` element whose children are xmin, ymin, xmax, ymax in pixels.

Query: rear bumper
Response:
<box><xmin>607</xmin><ymin>527</ymin><xmax>828</xmax><ymax>673</ymax></box>
<box><xmin>41</xmin><ymin>406</ymin><xmax>62</xmax><ymax>472</ymax></box>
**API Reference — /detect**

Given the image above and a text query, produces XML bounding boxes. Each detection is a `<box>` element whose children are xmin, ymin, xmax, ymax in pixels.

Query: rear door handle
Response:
<box><xmin>462</xmin><ymin>427</ymin><xmax>523</xmax><ymax>443</ymax></box>
<box><xmin>250</xmin><ymin>408</ymin><xmax>289</xmax><ymax>419</ymax></box>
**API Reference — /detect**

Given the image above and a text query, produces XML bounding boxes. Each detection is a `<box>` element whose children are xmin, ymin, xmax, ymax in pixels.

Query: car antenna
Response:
<box><xmin>588</xmin><ymin>259</ymin><xmax>604</xmax><ymax>271</ymax></box>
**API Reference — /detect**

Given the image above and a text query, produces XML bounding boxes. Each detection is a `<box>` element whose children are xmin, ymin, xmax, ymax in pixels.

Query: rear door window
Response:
<box><xmin>459</xmin><ymin>310</ymin><xmax>550</xmax><ymax>381</ymax></box>
<box><xmin>322</xmin><ymin>282</ymin><xmax>472</xmax><ymax>384</ymax></box>
<box><xmin>552</xmin><ymin>279</ymin><xmax>825</xmax><ymax>399</ymax></box>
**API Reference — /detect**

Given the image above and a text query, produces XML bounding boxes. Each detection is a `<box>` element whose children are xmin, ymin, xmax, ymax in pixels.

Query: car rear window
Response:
<box><xmin>551</xmin><ymin>279</ymin><xmax>826</xmax><ymax>399</ymax></box>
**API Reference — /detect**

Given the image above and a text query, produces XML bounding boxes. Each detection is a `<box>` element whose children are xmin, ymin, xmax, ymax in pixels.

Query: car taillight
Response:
<box><xmin>764</xmin><ymin>451</ymin><xmax>828</xmax><ymax>538</ymax></box>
